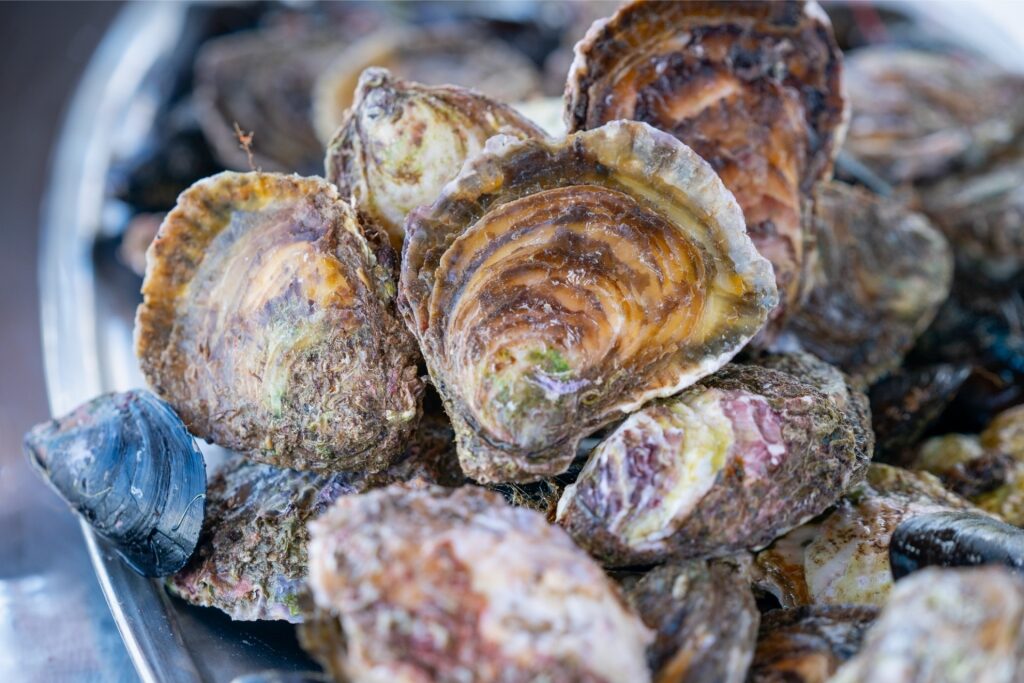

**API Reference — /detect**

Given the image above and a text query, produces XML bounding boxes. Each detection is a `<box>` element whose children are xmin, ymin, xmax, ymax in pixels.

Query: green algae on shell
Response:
<box><xmin>556</xmin><ymin>355</ymin><xmax>870</xmax><ymax>566</ymax></box>
<box><xmin>325</xmin><ymin>68</ymin><xmax>544</xmax><ymax>251</ymax></box>
<box><xmin>400</xmin><ymin>121</ymin><xmax>777</xmax><ymax>483</ymax></box>
<box><xmin>135</xmin><ymin>172</ymin><xmax>421</xmax><ymax>473</ymax></box>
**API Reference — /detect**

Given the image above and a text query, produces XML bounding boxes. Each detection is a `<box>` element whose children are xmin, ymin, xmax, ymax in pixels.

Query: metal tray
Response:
<box><xmin>38</xmin><ymin>3</ymin><xmax>1024</xmax><ymax>683</ymax></box>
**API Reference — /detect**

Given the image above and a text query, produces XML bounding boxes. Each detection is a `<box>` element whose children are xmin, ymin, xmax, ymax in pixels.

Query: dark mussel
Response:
<box><xmin>24</xmin><ymin>390</ymin><xmax>206</xmax><ymax>577</ymax></box>
<box><xmin>890</xmin><ymin>510</ymin><xmax>1024</xmax><ymax>580</ymax></box>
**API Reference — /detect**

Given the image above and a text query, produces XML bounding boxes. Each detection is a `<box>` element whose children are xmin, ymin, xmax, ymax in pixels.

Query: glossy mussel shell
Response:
<box><xmin>24</xmin><ymin>390</ymin><xmax>206</xmax><ymax>577</ymax></box>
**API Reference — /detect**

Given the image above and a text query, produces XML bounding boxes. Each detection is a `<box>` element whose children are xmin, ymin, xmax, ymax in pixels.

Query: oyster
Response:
<box><xmin>843</xmin><ymin>47</ymin><xmax>1024</xmax><ymax>184</ymax></box>
<box><xmin>780</xmin><ymin>182</ymin><xmax>952</xmax><ymax>386</ymax></box>
<box><xmin>754</xmin><ymin>465</ymin><xmax>974</xmax><ymax>608</ymax></box>
<box><xmin>305</xmin><ymin>483</ymin><xmax>653</xmax><ymax>683</ymax></box>
<box><xmin>312</xmin><ymin>28</ymin><xmax>541</xmax><ymax>144</ymax></box>
<box><xmin>556</xmin><ymin>355</ymin><xmax>870</xmax><ymax>565</ymax></box>
<box><xmin>325</xmin><ymin>68</ymin><xmax>544</xmax><ymax>250</ymax></box>
<box><xmin>168</xmin><ymin>412</ymin><xmax>459</xmax><ymax>622</ymax></box>
<box><xmin>748</xmin><ymin>606</ymin><xmax>878</xmax><ymax>683</ymax></box>
<box><xmin>24</xmin><ymin>390</ymin><xmax>206</xmax><ymax>577</ymax></box>
<box><xmin>565</xmin><ymin>0</ymin><xmax>848</xmax><ymax>334</ymax></box>
<box><xmin>830</xmin><ymin>567</ymin><xmax>1024</xmax><ymax>683</ymax></box>
<box><xmin>622</xmin><ymin>558</ymin><xmax>759</xmax><ymax>683</ymax></box>
<box><xmin>400</xmin><ymin>121</ymin><xmax>777</xmax><ymax>483</ymax></box>
<box><xmin>921</xmin><ymin>151</ymin><xmax>1024</xmax><ymax>284</ymax></box>
<box><xmin>135</xmin><ymin>172</ymin><xmax>421</xmax><ymax>472</ymax></box>
<box><xmin>890</xmin><ymin>511</ymin><xmax>1024</xmax><ymax>580</ymax></box>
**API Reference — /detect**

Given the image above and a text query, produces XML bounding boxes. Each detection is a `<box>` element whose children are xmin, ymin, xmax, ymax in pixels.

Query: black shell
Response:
<box><xmin>890</xmin><ymin>511</ymin><xmax>1024</xmax><ymax>580</ymax></box>
<box><xmin>24</xmin><ymin>390</ymin><xmax>206</xmax><ymax>577</ymax></box>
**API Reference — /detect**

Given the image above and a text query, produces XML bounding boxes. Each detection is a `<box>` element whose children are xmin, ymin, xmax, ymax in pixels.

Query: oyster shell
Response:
<box><xmin>305</xmin><ymin>483</ymin><xmax>653</xmax><ymax>683</ymax></box>
<box><xmin>556</xmin><ymin>355</ymin><xmax>870</xmax><ymax>565</ymax></box>
<box><xmin>622</xmin><ymin>558</ymin><xmax>759</xmax><ymax>683</ymax></box>
<box><xmin>135</xmin><ymin>172</ymin><xmax>421</xmax><ymax>472</ymax></box>
<box><xmin>24</xmin><ymin>390</ymin><xmax>206</xmax><ymax>578</ymax></box>
<box><xmin>843</xmin><ymin>47</ymin><xmax>1024</xmax><ymax>184</ymax></box>
<box><xmin>748</xmin><ymin>606</ymin><xmax>878</xmax><ymax>683</ymax></box>
<box><xmin>565</xmin><ymin>0</ymin><xmax>848</xmax><ymax>334</ymax></box>
<box><xmin>890</xmin><ymin>511</ymin><xmax>1024</xmax><ymax>579</ymax></box>
<box><xmin>325</xmin><ymin>68</ymin><xmax>544</xmax><ymax>250</ymax></box>
<box><xmin>921</xmin><ymin>151</ymin><xmax>1024</xmax><ymax>284</ymax></box>
<box><xmin>400</xmin><ymin>121</ymin><xmax>777</xmax><ymax>483</ymax></box>
<box><xmin>312</xmin><ymin>28</ymin><xmax>541</xmax><ymax>145</ymax></box>
<box><xmin>754</xmin><ymin>465</ymin><xmax>974</xmax><ymax>608</ymax></box>
<box><xmin>830</xmin><ymin>567</ymin><xmax>1024</xmax><ymax>683</ymax></box>
<box><xmin>780</xmin><ymin>182</ymin><xmax>952</xmax><ymax>386</ymax></box>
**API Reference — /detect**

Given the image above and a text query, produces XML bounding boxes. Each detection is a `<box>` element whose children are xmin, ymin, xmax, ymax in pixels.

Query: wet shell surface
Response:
<box><xmin>325</xmin><ymin>68</ymin><xmax>544</xmax><ymax>250</ymax></box>
<box><xmin>24</xmin><ymin>390</ymin><xmax>206</xmax><ymax>577</ymax></box>
<box><xmin>135</xmin><ymin>172</ymin><xmax>422</xmax><ymax>472</ymax></box>
<box><xmin>400</xmin><ymin>121</ymin><xmax>777</xmax><ymax>483</ymax></box>
<box><xmin>556</xmin><ymin>354</ymin><xmax>870</xmax><ymax>566</ymax></box>
<box><xmin>780</xmin><ymin>182</ymin><xmax>952</xmax><ymax>386</ymax></box>
<box><xmin>565</xmin><ymin>0</ymin><xmax>848</xmax><ymax>334</ymax></box>
<box><xmin>748</xmin><ymin>606</ymin><xmax>878</xmax><ymax>683</ymax></box>
<box><xmin>889</xmin><ymin>511</ymin><xmax>1024</xmax><ymax>580</ymax></box>
<box><xmin>305</xmin><ymin>483</ymin><xmax>653</xmax><ymax>683</ymax></box>
<box><xmin>829</xmin><ymin>567</ymin><xmax>1024</xmax><ymax>683</ymax></box>
<box><xmin>621</xmin><ymin>558</ymin><xmax>759</xmax><ymax>683</ymax></box>
<box><xmin>754</xmin><ymin>464</ymin><xmax>975</xmax><ymax>608</ymax></box>
<box><xmin>843</xmin><ymin>47</ymin><xmax>1024</xmax><ymax>184</ymax></box>
<box><xmin>312</xmin><ymin>27</ymin><xmax>541</xmax><ymax>145</ymax></box>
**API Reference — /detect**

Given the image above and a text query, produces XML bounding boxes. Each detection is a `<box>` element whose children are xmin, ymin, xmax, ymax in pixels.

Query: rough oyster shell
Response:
<box><xmin>748</xmin><ymin>606</ymin><xmax>878</xmax><ymax>683</ymax></box>
<box><xmin>843</xmin><ymin>47</ymin><xmax>1024</xmax><ymax>184</ymax></box>
<box><xmin>565</xmin><ymin>0</ymin><xmax>848</xmax><ymax>335</ymax></box>
<box><xmin>829</xmin><ymin>567</ymin><xmax>1024</xmax><ymax>683</ymax></box>
<box><xmin>400</xmin><ymin>120</ymin><xmax>777</xmax><ymax>483</ymax></box>
<box><xmin>754</xmin><ymin>464</ymin><xmax>975</xmax><ymax>608</ymax></box>
<box><xmin>325</xmin><ymin>68</ymin><xmax>544</xmax><ymax>250</ymax></box>
<box><xmin>556</xmin><ymin>354</ymin><xmax>870</xmax><ymax>565</ymax></box>
<box><xmin>305</xmin><ymin>483</ymin><xmax>653</xmax><ymax>683</ymax></box>
<box><xmin>312</xmin><ymin>28</ymin><xmax>541</xmax><ymax>145</ymax></box>
<box><xmin>135</xmin><ymin>172</ymin><xmax>421</xmax><ymax>472</ymax></box>
<box><xmin>780</xmin><ymin>182</ymin><xmax>952</xmax><ymax>386</ymax></box>
<box><xmin>24</xmin><ymin>390</ymin><xmax>206</xmax><ymax>578</ymax></box>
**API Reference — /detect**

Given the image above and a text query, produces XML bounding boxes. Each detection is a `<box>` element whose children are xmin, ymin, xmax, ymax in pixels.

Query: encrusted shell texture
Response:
<box><xmin>136</xmin><ymin>172</ymin><xmax>421</xmax><ymax>472</ymax></box>
<box><xmin>306</xmin><ymin>483</ymin><xmax>653</xmax><ymax>683</ymax></box>
<box><xmin>400</xmin><ymin>121</ymin><xmax>777</xmax><ymax>483</ymax></box>
<box><xmin>325</xmin><ymin>68</ymin><xmax>544</xmax><ymax>250</ymax></box>
<box><xmin>565</xmin><ymin>0</ymin><xmax>848</xmax><ymax>335</ymax></box>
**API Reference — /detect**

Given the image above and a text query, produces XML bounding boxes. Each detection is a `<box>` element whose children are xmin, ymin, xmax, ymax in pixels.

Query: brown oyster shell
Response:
<box><xmin>565</xmin><ymin>0</ymin><xmax>848</xmax><ymax>336</ymax></box>
<box><xmin>748</xmin><ymin>606</ymin><xmax>878</xmax><ymax>683</ymax></box>
<box><xmin>556</xmin><ymin>355</ymin><xmax>870</xmax><ymax>566</ymax></box>
<box><xmin>306</xmin><ymin>483</ymin><xmax>653</xmax><ymax>683</ymax></box>
<box><xmin>622</xmin><ymin>558</ymin><xmax>759</xmax><ymax>683</ymax></box>
<box><xmin>325</xmin><ymin>68</ymin><xmax>544</xmax><ymax>251</ymax></box>
<box><xmin>779</xmin><ymin>182</ymin><xmax>952</xmax><ymax>387</ymax></box>
<box><xmin>753</xmin><ymin>464</ymin><xmax>976</xmax><ymax>608</ymax></box>
<box><xmin>843</xmin><ymin>47</ymin><xmax>1024</xmax><ymax>184</ymax></box>
<box><xmin>135</xmin><ymin>172</ymin><xmax>421</xmax><ymax>472</ymax></box>
<box><xmin>400</xmin><ymin>121</ymin><xmax>777</xmax><ymax>483</ymax></box>
<box><xmin>829</xmin><ymin>567</ymin><xmax>1024</xmax><ymax>683</ymax></box>
<box><xmin>312</xmin><ymin>27</ymin><xmax>541</xmax><ymax>145</ymax></box>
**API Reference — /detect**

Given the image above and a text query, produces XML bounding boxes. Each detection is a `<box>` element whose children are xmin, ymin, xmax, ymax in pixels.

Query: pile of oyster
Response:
<box><xmin>27</xmin><ymin>2</ymin><xmax>1024</xmax><ymax>682</ymax></box>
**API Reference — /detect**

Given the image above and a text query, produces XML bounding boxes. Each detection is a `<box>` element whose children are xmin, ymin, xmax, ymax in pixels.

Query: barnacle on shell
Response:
<box><xmin>400</xmin><ymin>121</ymin><xmax>777</xmax><ymax>483</ymax></box>
<box><xmin>556</xmin><ymin>354</ymin><xmax>870</xmax><ymax>566</ymax></box>
<box><xmin>305</xmin><ymin>483</ymin><xmax>653</xmax><ymax>683</ymax></box>
<box><xmin>622</xmin><ymin>558</ymin><xmax>759</xmax><ymax>683</ymax></box>
<box><xmin>779</xmin><ymin>182</ymin><xmax>952</xmax><ymax>386</ymax></box>
<box><xmin>829</xmin><ymin>567</ymin><xmax>1024</xmax><ymax>683</ymax></box>
<box><xmin>843</xmin><ymin>47</ymin><xmax>1024</xmax><ymax>184</ymax></box>
<box><xmin>565</xmin><ymin>0</ymin><xmax>848</xmax><ymax>335</ymax></box>
<box><xmin>135</xmin><ymin>172</ymin><xmax>421</xmax><ymax>472</ymax></box>
<box><xmin>753</xmin><ymin>465</ymin><xmax>974</xmax><ymax>608</ymax></box>
<box><xmin>312</xmin><ymin>28</ymin><xmax>541</xmax><ymax>145</ymax></box>
<box><xmin>325</xmin><ymin>68</ymin><xmax>544</xmax><ymax>250</ymax></box>
<box><xmin>748</xmin><ymin>606</ymin><xmax>878</xmax><ymax>683</ymax></box>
